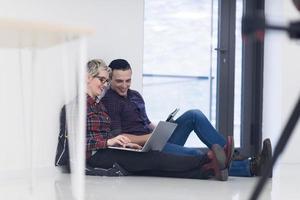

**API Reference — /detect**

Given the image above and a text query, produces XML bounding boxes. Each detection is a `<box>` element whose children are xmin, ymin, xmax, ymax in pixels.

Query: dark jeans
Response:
<box><xmin>87</xmin><ymin>149</ymin><xmax>210</xmax><ymax>179</ymax></box>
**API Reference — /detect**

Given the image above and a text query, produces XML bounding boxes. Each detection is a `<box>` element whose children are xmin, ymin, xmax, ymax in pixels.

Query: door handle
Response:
<box><xmin>214</xmin><ymin>48</ymin><xmax>227</xmax><ymax>54</ymax></box>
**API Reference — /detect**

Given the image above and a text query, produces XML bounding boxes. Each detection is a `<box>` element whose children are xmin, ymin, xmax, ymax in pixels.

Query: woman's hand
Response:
<box><xmin>124</xmin><ymin>143</ymin><xmax>142</xmax><ymax>149</ymax></box>
<box><xmin>107</xmin><ymin>135</ymin><xmax>131</xmax><ymax>147</ymax></box>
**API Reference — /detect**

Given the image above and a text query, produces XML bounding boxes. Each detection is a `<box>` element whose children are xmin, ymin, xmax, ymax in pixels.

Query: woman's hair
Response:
<box><xmin>87</xmin><ymin>59</ymin><xmax>112</xmax><ymax>77</ymax></box>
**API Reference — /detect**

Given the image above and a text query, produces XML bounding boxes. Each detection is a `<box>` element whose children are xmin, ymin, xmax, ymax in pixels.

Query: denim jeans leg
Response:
<box><xmin>163</xmin><ymin>143</ymin><xmax>205</xmax><ymax>157</ymax></box>
<box><xmin>229</xmin><ymin>159</ymin><xmax>253</xmax><ymax>177</ymax></box>
<box><xmin>168</xmin><ymin>109</ymin><xmax>227</xmax><ymax>148</ymax></box>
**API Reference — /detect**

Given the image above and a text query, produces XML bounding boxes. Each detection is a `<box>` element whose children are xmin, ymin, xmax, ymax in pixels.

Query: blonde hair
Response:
<box><xmin>87</xmin><ymin>59</ymin><xmax>111</xmax><ymax>77</ymax></box>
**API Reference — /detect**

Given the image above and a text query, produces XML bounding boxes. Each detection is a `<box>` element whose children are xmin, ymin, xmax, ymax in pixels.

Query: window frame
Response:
<box><xmin>216</xmin><ymin>0</ymin><xmax>264</xmax><ymax>156</ymax></box>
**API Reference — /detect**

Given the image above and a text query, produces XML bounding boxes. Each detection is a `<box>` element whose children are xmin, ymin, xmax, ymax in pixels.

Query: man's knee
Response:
<box><xmin>187</xmin><ymin>109</ymin><xmax>206</xmax><ymax>119</ymax></box>
<box><xmin>176</xmin><ymin>109</ymin><xmax>207</xmax><ymax>124</ymax></box>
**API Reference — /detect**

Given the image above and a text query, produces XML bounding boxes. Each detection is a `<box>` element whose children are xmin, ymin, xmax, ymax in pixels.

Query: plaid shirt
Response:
<box><xmin>86</xmin><ymin>95</ymin><xmax>111</xmax><ymax>158</ymax></box>
<box><xmin>101</xmin><ymin>88</ymin><xmax>153</xmax><ymax>135</ymax></box>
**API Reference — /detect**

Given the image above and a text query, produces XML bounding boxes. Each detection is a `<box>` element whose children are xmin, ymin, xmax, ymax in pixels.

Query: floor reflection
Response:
<box><xmin>3</xmin><ymin>164</ymin><xmax>300</xmax><ymax>200</ymax></box>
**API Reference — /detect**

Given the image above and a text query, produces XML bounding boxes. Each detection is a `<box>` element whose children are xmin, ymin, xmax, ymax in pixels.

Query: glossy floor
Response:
<box><xmin>0</xmin><ymin>163</ymin><xmax>299</xmax><ymax>200</ymax></box>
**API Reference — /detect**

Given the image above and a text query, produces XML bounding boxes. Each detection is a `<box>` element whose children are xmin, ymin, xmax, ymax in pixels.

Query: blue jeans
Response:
<box><xmin>162</xmin><ymin>109</ymin><xmax>252</xmax><ymax>177</ymax></box>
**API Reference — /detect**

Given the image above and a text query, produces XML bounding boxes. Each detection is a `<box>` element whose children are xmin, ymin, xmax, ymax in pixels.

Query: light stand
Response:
<box><xmin>250</xmin><ymin>97</ymin><xmax>300</xmax><ymax>200</ymax></box>
<box><xmin>242</xmin><ymin>15</ymin><xmax>300</xmax><ymax>200</ymax></box>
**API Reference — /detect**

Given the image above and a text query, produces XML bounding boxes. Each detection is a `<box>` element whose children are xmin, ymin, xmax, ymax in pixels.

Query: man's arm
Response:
<box><xmin>148</xmin><ymin>122</ymin><xmax>156</xmax><ymax>131</ymax></box>
<box><xmin>101</xmin><ymin>90</ymin><xmax>123</xmax><ymax>131</ymax></box>
<box><xmin>120</xmin><ymin>133</ymin><xmax>151</xmax><ymax>146</ymax></box>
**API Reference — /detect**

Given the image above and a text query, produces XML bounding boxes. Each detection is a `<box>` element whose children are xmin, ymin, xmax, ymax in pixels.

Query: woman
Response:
<box><xmin>84</xmin><ymin>59</ymin><xmax>230</xmax><ymax>180</ymax></box>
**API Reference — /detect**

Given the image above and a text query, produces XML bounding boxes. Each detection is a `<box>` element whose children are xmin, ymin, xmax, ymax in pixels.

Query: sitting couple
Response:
<box><xmin>102</xmin><ymin>58</ymin><xmax>272</xmax><ymax>178</ymax></box>
<box><xmin>56</xmin><ymin>58</ymin><xmax>272</xmax><ymax>181</ymax></box>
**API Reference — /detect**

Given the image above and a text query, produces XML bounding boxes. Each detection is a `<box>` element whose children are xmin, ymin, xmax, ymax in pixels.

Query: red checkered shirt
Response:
<box><xmin>86</xmin><ymin>95</ymin><xmax>111</xmax><ymax>158</ymax></box>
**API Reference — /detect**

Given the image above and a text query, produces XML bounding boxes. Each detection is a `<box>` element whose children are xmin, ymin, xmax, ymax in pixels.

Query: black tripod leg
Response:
<box><xmin>250</xmin><ymin>96</ymin><xmax>300</xmax><ymax>200</ymax></box>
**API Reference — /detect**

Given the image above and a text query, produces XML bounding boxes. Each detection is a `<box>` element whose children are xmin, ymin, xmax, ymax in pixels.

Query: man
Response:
<box><xmin>101</xmin><ymin>59</ymin><xmax>272</xmax><ymax>177</ymax></box>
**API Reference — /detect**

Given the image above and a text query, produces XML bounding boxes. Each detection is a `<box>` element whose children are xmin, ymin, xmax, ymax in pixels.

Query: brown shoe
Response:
<box><xmin>202</xmin><ymin>144</ymin><xmax>228</xmax><ymax>181</ymax></box>
<box><xmin>223</xmin><ymin>136</ymin><xmax>234</xmax><ymax>168</ymax></box>
<box><xmin>250</xmin><ymin>138</ymin><xmax>272</xmax><ymax>177</ymax></box>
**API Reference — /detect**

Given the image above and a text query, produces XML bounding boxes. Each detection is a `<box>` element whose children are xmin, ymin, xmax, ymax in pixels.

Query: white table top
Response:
<box><xmin>0</xmin><ymin>18</ymin><xmax>94</xmax><ymax>48</ymax></box>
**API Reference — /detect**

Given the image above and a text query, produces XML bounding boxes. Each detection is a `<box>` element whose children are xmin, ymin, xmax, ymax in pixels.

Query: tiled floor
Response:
<box><xmin>0</xmin><ymin>163</ymin><xmax>299</xmax><ymax>200</ymax></box>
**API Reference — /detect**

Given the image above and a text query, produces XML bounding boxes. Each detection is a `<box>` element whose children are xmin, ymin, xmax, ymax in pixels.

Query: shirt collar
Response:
<box><xmin>87</xmin><ymin>94</ymin><xmax>99</xmax><ymax>106</ymax></box>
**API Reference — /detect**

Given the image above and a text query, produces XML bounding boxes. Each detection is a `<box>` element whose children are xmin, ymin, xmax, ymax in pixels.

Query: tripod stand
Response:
<box><xmin>250</xmin><ymin>96</ymin><xmax>300</xmax><ymax>199</ymax></box>
<box><xmin>242</xmin><ymin>12</ymin><xmax>300</xmax><ymax>199</ymax></box>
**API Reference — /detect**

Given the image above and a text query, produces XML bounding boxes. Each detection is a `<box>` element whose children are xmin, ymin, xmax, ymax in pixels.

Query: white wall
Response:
<box><xmin>0</xmin><ymin>0</ymin><xmax>144</xmax><ymax>91</ymax></box>
<box><xmin>0</xmin><ymin>0</ymin><xmax>144</xmax><ymax>175</ymax></box>
<box><xmin>264</xmin><ymin>0</ymin><xmax>300</xmax><ymax>164</ymax></box>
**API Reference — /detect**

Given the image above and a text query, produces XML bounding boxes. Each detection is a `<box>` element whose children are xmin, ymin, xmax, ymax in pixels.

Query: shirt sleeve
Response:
<box><xmin>101</xmin><ymin>93</ymin><xmax>123</xmax><ymax>132</ymax></box>
<box><xmin>135</xmin><ymin>91</ymin><xmax>152</xmax><ymax>125</ymax></box>
<box><xmin>86</xmin><ymin>112</ymin><xmax>107</xmax><ymax>150</ymax></box>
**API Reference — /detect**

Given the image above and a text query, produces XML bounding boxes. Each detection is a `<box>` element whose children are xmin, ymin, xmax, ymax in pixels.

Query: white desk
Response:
<box><xmin>0</xmin><ymin>18</ymin><xmax>93</xmax><ymax>200</ymax></box>
<box><xmin>0</xmin><ymin>18</ymin><xmax>93</xmax><ymax>48</ymax></box>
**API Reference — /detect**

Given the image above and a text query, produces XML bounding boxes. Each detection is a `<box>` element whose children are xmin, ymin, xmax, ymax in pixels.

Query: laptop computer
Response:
<box><xmin>108</xmin><ymin>121</ymin><xmax>177</xmax><ymax>152</ymax></box>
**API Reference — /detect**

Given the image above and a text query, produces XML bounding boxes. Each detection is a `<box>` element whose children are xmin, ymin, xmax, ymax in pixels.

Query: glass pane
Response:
<box><xmin>234</xmin><ymin>0</ymin><xmax>243</xmax><ymax>147</ymax></box>
<box><xmin>143</xmin><ymin>0</ymin><xmax>218</xmax><ymax>147</ymax></box>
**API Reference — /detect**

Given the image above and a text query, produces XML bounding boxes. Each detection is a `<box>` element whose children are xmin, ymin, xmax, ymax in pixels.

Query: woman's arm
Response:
<box><xmin>107</xmin><ymin>135</ymin><xmax>131</xmax><ymax>147</ymax></box>
<box><xmin>120</xmin><ymin>133</ymin><xmax>151</xmax><ymax>146</ymax></box>
<box><xmin>86</xmin><ymin>131</ymin><xmax>107</xmax><ymax>150</ymax></box>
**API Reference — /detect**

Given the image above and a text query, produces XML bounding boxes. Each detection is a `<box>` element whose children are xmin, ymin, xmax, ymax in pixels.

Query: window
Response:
<box><xmin>143</xmin><ymin>0</ymin><xmax>264</xmax><ymax>156</ymax></box>
<box><xmin>143</xmin><ymin>0</ymin><xmax>218</xmax><ymax>147</ymax></box>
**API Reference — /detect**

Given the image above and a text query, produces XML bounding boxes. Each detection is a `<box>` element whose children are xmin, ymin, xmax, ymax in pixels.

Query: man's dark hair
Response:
<box><xmin>108</xmin><ymin>59</ymin><xmax>131</xmax><ymax>71</ymax></box>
